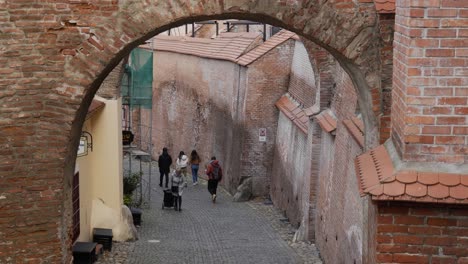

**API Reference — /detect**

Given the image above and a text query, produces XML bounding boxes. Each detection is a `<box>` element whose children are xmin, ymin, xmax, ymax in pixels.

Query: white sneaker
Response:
<box><xmin>213</xmin><ymin>194</ymin><xmax>216</xmax><ymax>203</ymax></box>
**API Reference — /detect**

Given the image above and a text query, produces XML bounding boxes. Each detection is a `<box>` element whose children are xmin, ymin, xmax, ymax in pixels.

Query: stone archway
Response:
<box><xmin>0</xmin><ymin>1</ymin><xmax>383</xmax><ymax>262</ymax></box>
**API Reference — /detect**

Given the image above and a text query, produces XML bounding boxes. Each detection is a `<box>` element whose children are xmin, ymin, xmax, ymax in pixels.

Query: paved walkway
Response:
<box><xmin>97</xmin><ymin>156</ymin><xmax>322</xmax><ymax>264</ymax></box>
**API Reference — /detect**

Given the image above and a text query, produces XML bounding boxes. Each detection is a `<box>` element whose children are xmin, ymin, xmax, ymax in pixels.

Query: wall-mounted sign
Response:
<box><xmin>122</xmin><ymin>130</ymin><xmax>134</xmax><ymax>145</ymax></box>
<box><xmin>77</xmin><ymin>131</ymin><xmax>93</xmax><ymax>157</ymax></box>
<box><xmin>259</xmin><ymin>128</ymin><xmax>266</xmax><ymax>142</ymax></box>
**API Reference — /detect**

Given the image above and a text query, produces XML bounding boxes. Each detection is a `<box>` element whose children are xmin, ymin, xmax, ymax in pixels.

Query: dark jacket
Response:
<box><xmin>206</xmin><ymin>160</ymin><xmax>222</xmax><ymax>181</ymax></box>
<box><xmin>158</xmin><ymin>152</ymin><xmax>172</xmax><ymax>173</ymax></box>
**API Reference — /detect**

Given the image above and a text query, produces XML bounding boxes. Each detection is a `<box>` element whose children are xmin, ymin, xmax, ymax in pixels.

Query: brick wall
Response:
<box><xmin>288</xmin><ymin>41</ymin><xmax>318</xmax><ymax>108</ymax></box>
<box><xmin>315</xmin><ymin>62</ymin><xmax>366</xmax><ymax>263</ymax></box>
<box><xmin>271</xmin><ymin>112</ymin><xmax>309</xmax><ymax>228</ymax></box>
<box><xmin>302</xmin><ymin>39</ymin><xmax>335</xmax><ymax>110</ymax></box>
<box><xmin>270</xmin><ymin>39</ymin><xmax>320</xmax><ymax>241</ymax></box>
<box><xmin>0</xmin><ymin>1</ymin><xmax>384</xmax><ymax>262</ymax></box>
<box><xmin>242</xmin><ymin>40</ymin><xmax>294</xmax><ymax>196</ymax></box>
<box><xmin>378</xmin><ymin>13</ymin><xmax>395</xmax><ymax>143</ymax></box>
<box><xmin>148</xmin><ymin>51</ymin><xmax>244</xmax><ymax>194</ymax></box>
<box><xmin>392</xmin><ymin>1</ymin><xmax>468</xmax><ymax>163</ymax></box>
<box><xmin>377</xmin><ymin>202</ymin><xmax>468</xmax><ymax>263</ymax></box>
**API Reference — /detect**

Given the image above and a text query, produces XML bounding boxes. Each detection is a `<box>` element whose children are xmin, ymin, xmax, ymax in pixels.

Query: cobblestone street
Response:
<box><xmin>96</xmin><ymin>158</ymin><xmax>322</xmax><ymax>264</ymax></box>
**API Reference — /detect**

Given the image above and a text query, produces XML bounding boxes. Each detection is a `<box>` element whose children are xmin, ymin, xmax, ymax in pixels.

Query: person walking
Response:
<box><xmin>158</xmin><ymin>147</ymin><xmax>172</xmax><ymax>188</ymax></box>
<box><xmin>189</xmin><ymin>150</ymin><xmax>201</xmax><ymax>185</ymax></box>
<box><xmin>205</xmin><ymin>156</ymin><xmax>223</xmax><ymax>203</ymax></box>
<box><xmin>170</xmin><ymin>169</ymin><xmax>187</xmax><ymax>211</ymax></box>
<box><xmin>176</xmin><ymin>151</ymin><xmax>189</xmax><ymax>179</ymax></box>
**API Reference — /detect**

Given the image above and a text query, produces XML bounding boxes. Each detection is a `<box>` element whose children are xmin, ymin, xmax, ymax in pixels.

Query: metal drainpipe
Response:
<box><xmin>192</xmin><ymin>23</ymin><xmax>195</xmax><ymax>37</ymax></box>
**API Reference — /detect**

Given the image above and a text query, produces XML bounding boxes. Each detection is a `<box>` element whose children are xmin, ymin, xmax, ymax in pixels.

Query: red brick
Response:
<box><xmin>437</xmin><ymin>116</ymin><xmax>466</xmax><ymax>125</ymax></box>
<box><xmin>428</xmin><ymin>218</ymin><xmax>457</xmax><ymax>226</ymax></box>
<box><xmin>431</xmin><ymin>256</ymin><xmax>457</xmax><ymax>264</ymax></box>
<box><xmin>454</xmin><ymin>107</ymin><xmax>468</xmax><ymax>115</ymax></box>
<box><xmin>393</xmin><ymin>253</ymin><xmax>429</xmax><ymax>263</ymax></box>
<box><xmin>426</xmin><ymin>49</ymin><xmax>455</xmax><ymax>57</ymax></box>
<box><xmin>394</xmin><ymin>235</ymin><xmax>425</xmax><ymax>245</ymax></box>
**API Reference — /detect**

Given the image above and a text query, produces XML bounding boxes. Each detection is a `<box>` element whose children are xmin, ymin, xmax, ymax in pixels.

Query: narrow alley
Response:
<box><xmin>97</xmin><ymin>158</ymin><xmax>322</xmax><ymax>264</ymax></box>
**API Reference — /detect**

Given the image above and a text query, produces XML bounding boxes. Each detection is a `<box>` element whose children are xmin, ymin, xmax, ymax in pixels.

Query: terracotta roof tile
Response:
<box><xmin>418</xmin><ymin>172</ymin><xmax>439</xmax><ymax>185</ymax></box>
<box><xmin>315</xmin><ymin>110</ymin><xmax>337</xmax><ymax>133</ymax></box>
<box><xmin>405</xmin><ymin>182</ymin><xmax>427</xmax><ymax>198</ymax></box>
<box><xmin>396</xmin><ymin>170</ymin><xmax>418</xmax><ymax>184</ymax></box>
<box><xmin>275</xmin><ymin>95</ymin><xmax>308</xmax><ymax>134</ymax></box>
<box><xmin>383</xmin><ymin>181</ymin><xmax>405</xmax><ymax>197</ymax></box>
<box><xmin>439</xmin><ymin>173</ymin><xmax>460</xmax><ymax>186</ymax></box>
<box><xmin>355</xmin><ymin>144</ymin><xmax>468</xmax><ymax>204</ymax></box>
<box><xmin>428</xmin><ymin>184</ymin><xmax>450</xmax><ymax>199</ymax></box>
<box><xmin>146</xmin><ymin>32</ymin><xmax>261</xmax><ymax>63</ymax></box>
<box><xmin>237</xmin><ymin>30</ymin><xmax>296</xmax><ymax>66</ymax></box>
<box><xmin>450</xmin><ymin>185</ymin><xmax>468</xmax><ymax>199</ymax></box>
<box><xmin>462</xmin><ymin>176</ymin><xmax>468</xmax><ymax>186</ymax></box>
<box><xmin>343</xmin><ymin>117</ymin><xmax>365</xmax><ymax>148</ymax></box>
<box><xmin>355</xmin><ymin>153</ymin><xmax>380</xmax><ymax>194</ymax></box>
<box><xmin>374</xmin><ymin>0</ymin><xmax>395</xmax><ymax>14</ymax></box>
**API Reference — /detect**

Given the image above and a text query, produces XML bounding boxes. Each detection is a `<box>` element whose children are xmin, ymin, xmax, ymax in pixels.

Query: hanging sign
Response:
<box><xmin>122</xmin><ymin>130</ymin><xmax>134</xmax><ymax>145</ymax></box>
<box><xmin>259</xmin><ymin>128</ymin><xmax>267</xmax><ymax>142</ymax></box>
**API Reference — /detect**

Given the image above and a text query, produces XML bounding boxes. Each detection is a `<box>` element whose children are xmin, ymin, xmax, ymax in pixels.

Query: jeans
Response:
<box><xmin>191</xmin><ymin>164</ymin><xmax>199</xmax><ymax>183</ymax></box>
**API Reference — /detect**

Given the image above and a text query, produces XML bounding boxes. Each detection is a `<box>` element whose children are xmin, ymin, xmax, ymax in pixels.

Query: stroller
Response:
<box><xmin>162</xmin><ymin>189</ymin><xmax>174</xmax><ymax>209</ymax></box>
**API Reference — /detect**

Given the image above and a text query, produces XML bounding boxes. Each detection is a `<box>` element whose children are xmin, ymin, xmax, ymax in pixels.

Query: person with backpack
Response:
<box><xmin>176</xmin><ymin>151</ymin><xmax>189</xmax><ymax>179</ymax></box>
<box><xmin>158</xmin><ymin>147</ymin><xmax>172</xmax><ymax>188</ymax></box>
<box><xmin>170</xmin><ymin>168</ymin><xmax>187</xmax><ymax>211</ymax></box>
<box><xmin>205</xmin><ymin>156</ymin><xmax>222</xmax><ymax>203</ymax></box>
<box><xmin>189</xmin><ymin>150</ymin><xmax>201</xmax><ymax>186</ymax></box>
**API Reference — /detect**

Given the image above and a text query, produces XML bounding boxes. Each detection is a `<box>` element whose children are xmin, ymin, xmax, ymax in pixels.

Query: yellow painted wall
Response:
<box><xmin>77</xmin><ymin>96</ymin><xmax>123</xmax><ymax>241</ymax></box>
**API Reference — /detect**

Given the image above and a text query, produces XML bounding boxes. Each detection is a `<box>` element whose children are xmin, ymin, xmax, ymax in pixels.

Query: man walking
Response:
<box><xmin>158</xmin><ymin>147</ymin><xmax>172</xmax><ymax>188</ymax></box>
<box><xmin>206</xmin><ymin>156</ymin><xmax>222</xmax><ymax>203</ymax></box>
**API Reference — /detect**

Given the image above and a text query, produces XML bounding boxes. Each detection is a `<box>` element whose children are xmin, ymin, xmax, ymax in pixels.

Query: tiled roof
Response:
<box><xmin>275</xmin><ymin>95</ymin><xmax>308</xmax><ymax>134</ymax></box>
<box><xmin>237</xmin><ymin>30</ymin><xmax>297</xmax><ymax>66</ymax></box>
<box><xmin>355</xmin><ymin>145</ymin><xmax>468</xmax><ymax>204</ymax></box>
<box><xmin>374</xmin><ymin>0</ymin><xmax>395</xmax><ymax>14</ymax></box>
<box><xmin>315</xmin><ymin>110</ymin><xmax>337</xmax><ymax>133</ymax></box>
<box><xmin>86</xmin><ymin>99</ymin><xmax>105</xmax><ymax>120</ymax></box>
<box><xmin>343</xmin><ymin>117</ymin><xmax>365</xmax><ymax>148</ymax></box>
<box><xmin>148</xmin><ymin>32</ymin><xmax>262</xmax><ymax>63</ymax></box>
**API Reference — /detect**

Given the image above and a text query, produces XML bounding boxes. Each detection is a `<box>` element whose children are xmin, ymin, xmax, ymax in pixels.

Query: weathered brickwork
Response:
<box><xmin>270</xmin><ymin>40</ymin><xmax>321</xmax><ymax>242</ymax></box>
<box><xmin>377</xmin><ymin>202</ymin><xmax>468</xmax><ymax>263</ymax></box>
<box><xmin>378</xmin><ymin>13</ymin><xmax>395</xmax><ymax>143</ymax></box>
<box><xmin>392</xmin><ymin>1</ymin><xmax>468</xmax><ymax>163</ymax></box>
<box><xmin>241</xmin><ymin>40</ymin><xmax>294</xmax><ymax>196</ymax></box>
<box><xmin>8</xmin><ymin>0</ymin><xmax>468</xmax><ymax>262</ymax></box>
<box><xmin>271</xmin><ymin>112</ymin><xmax>309</xmax><ymax>228</ymax></box>
<box><xmin>315</xmin><ymin>62</ymin><xmax>367</xmax><ymax>263</ymax></box>
<box><xmin>148</xmin><ymin>51</ymin><xmax>243</xmax><ymax>194</ymax></box>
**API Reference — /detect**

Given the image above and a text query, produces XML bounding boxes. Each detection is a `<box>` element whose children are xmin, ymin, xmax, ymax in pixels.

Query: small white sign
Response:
<box><xmin>77</xmin><ymin>136</ymin><xmax>88</xmax><ymax>157</ymax></box>
<box><xmin>259</xmin><ymin>128</ymin><xmax>266</xmax><ymax>142</ymax></box>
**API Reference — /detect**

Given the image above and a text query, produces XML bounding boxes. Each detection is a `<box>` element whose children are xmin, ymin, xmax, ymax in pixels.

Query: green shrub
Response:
<box><xmin>123</xmin><ymin>172</ymin><xmax>140</xmax><ymax>195</ymax></box>
<box><xmin>123</xmin><ymin>194</ymin><xmax>132</xmax><ymax>206</ymax></box>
